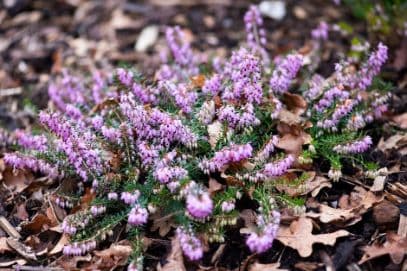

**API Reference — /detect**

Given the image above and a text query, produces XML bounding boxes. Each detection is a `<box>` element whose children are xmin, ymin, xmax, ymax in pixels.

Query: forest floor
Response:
<box><xmin>0</xmin><ymin>0</ymin><xmax>406</xmax><ymax>270</ymax></box>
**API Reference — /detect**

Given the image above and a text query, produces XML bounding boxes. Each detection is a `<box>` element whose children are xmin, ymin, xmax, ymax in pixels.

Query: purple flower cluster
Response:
<box><xmin>137</xmin><ymin>142</ymin><xmax>159</xmax><ymax>167</ymax></box>
<box><xmin>4</xmin><ymin>153</ymin><xmax>60</xmax><ymax>179</ymax></box>
<box><xmin>128</xmin><ymin>205</ymin><xmax>149</xmax><ymax>226</ymax></box>
<box><xmin>39</xmin><ymin>111</ymin><xmax>74</xmax><ymax>141</ymax></box>
<box><xmin>305</xmin><ymin>74</ymin><xmax>325</xmax><ymax>101</ymax></box>
<box><xmin>314</xmin><ymin>87</ymin><xmax>349</xmax><ymax>112</ymax></box>
<box><xmin>176</xmin><ymin>227</ymin><xmax>204</xmax><ymax>261</ymax></box>
<box><xmin>221</xmin><ymin>201</ymin><xmax>235</xmax><ymax>213</ymax></box>
<box><xmin>107</xmin><ymin>192</ymin><xmax>118</xmax><ymax>200</ymax></box>
<box><xmin>14</xmin><ymin>130</ymin><xmax>47</xmax><ymax>151</ymax></box>
<box><xmin>161</xmin><ymin>82</ymin><xmax>198</xmax><ymax>114</ymax></box>
<box><xmin>61</xmin><ymin>213</ymin><xmax>90</xmax><ymax>235</ymax></box>
<box><xmin>333</xmin><ymin>136</ymin><xmax>373</xmax><ymax>154</ymax></box>
<box><xmin>92</xmin><ymin>71</ymin><xmax>105</xmax><ymax>104</ymax></box>
<box><xmin>222</xmin><ymin>48</ymin><xmax>263</xmax><ymax>104</ymax></box>
<box><xmin>48</xmin><ymin>70</ymin><xmax>85</xmax><ymax>112</ymax></box>
<box><xmin>90</xmin><ymin>205</ymin><xmax>106</xmax><ymax>217</ymax></box>
<box><xmin>132</xmin><ymin>82</ymin><xmax>158</xmax><ymax>105</ymax></box>
<box><xmin>154</xmin><ymin>165</ymin><xmax>187</xmax><ymax>185</ymax></box>
<box><xmin>101</xmin><ymin>126</ymin><xmax>121</xmax><ymax>143</ymax></box>
<box><xmin>358</xmin><ymin>43</ymin><xmax>388</xmax><ymax>90</ymax></box>
<box><xmin>121</xmin><ymin>191</ymin><xmax>140</xmax><ymax>205</ymax></box>
<box><xmin>117</xmin><ymin>68</ymin><xmax>134</xmax><ymax>87</ymax></box>
<box><xmin>269</xmin><ymin>54</ymin><xmax>303</xmax><ymax>94</ymax></box>
<box><xmin>255</xmin><ymin>135</ymin><xmax>279</xmax><ymax>162</ymax></box>
<box><xmin>263</xmin><ymin>155</ymin><xmax>295</xmax><ymax>177</ymax></box>
<box><xmin>317</xmin><ymin>99</ymin><xmax>358</xmax><ymax>130</ymax></box>
<box><xmin>370</xmin><ymin>93</ymin><xmax>390</xmax><ymax>119</ymax></box>
<box><xmin>336</xmin><ymin>43</ymin><xmax>388</xmax><ymax>90</ymax></box>
<box><xmin>202</xmin><ymin>74</ymin><xmax>222</xmax><ymax>96</ymax></box>
<box><xmin>120</xmin><ymin>93</ymin><xmax>197</xmax><ymax>149</ymax></box>
<box><xmin>346</xmin><ymin>114</ymin><xmax>366</xmax><ymax>131</ymax></box>
<box><xmin>199</xmin><ymin>144</ymin><xmax>253</xmax><ymax>173</ymax></box>
<box><xmin>246</xmin><ymin>211</ymin><xmax>280</xmax><ymax>253</ymax></box>
<box><xmin>63</xmin><ymin>240</ymin><xmax>96</xmax><ymax>256</ymax></box>
<box><xmin>55</xmin><ymin>197</ymin><xmax>74</xmax><ymax>209</ymax></box>
<box><xmin>186</xmin><ymin>191</ymin><xmax>213</xmax><ymax>219</ymax></box>
<box><xmin>165</xmin><ymin>26</ymin><xmax>195</xmax><ymax>67</ymax></box>
<box><xmin>311</xmin><ymin>22</ymin><xmax>329</xmax><ymax>40</ymax></box>
<box><xmin>218</xmin><ymin>104</ymin><xmax>260</xmax><ymax>130</ymax></box>
<box><xmin>244</xmin><ymin>5</ymin><xmax>267</xmax><ymax>49</ymax></box>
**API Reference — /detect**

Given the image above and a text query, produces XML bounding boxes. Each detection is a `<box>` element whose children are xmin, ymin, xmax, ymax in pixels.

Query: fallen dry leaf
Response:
<box><xmin>294</xmin><ymin>261</ymin><xmax>323</xmax><ymax>271</ymax></box>
<box><xmin>94</xmin><ymin>243</ymin><xmax>132</xmax><ymax>259</ymax></box>
<box><xmin>276</xmin><ymin>216</ymin><xmax>349</xmax><ymax>257</ymax></box>
<box><xmin>283</xmin><ymin>92</ymin><xmax>307</xmax><ymax>116</ymax></box>
<box><xmin>377</xmin><ymin>134</ymin><xmax>407</xmax><ymax>152</ymax></box>
<box><xmin>275</xmin><ymin>172</ymin><xmax>331</xmax><ymax>197</ymax></box>
<box><xmin>277</xmin><ymin>108</ymin><xmax>303</xmax><ymax>126</ymax></box>
<box><xmin>157</xmin><ymin>237</ymin><xmax>186</xmax><ymax>271</ymax></box>
<box><xmin>208</xmin><ymin>178</ymin><xmax>223</xmax><ymax>195</ymax></box>
<box><xmin>249</xmin><ymin>262</ymin><xmax>289</xmax><ymax>271</ymax></box>
<box><xmin>93</xmin><ymin>242</ymin><xmax>132</xmax><ymax>268</ymax></box>
<box><xmin>6</xmin><ymin>238</ymin><xmax>37</xmax><ymax>261</ymax></box>
<box><xmin>391</xmin><ymin>112</ymin><xmax>407</xmax><ymax>129</ymax></box>
<box><xmin>15</xmin><ymin>203</ymin><xmax>29</xmax><ymax>221</ymax></box>
<box><xmin>306</xmin><ymin>204</ymin><xmax>358</xmax><ymax>224</ymax></box>
<box><xmin>208</xmin><ymin>121</ymin><xmax>223</xmax><ymax>148</ymax></box>
<box><xmin>20</xmin><ymin>213</ymin><xmax>52</xmax><ymax>234</ymax></box>
<box><xmin>151</xmin><ymin>212</ymin><xmax>177</xmax><ymax>237</ymax></box>
<box><xmin>2</xmin><ymin>169</ymin><xmax>34</xmax><ymax>193</ymax></box>
<box><xmin>57</xmin><ymin>254</ymin><xmax>92</xmax><ymax>270</ymax></box>
<box><xmin>48</xmin><ymin>234</ymin><xmax>69</xmax><ymax>255</ymax></box>
<box><xmin>0</xmin><ymin>237</ymin><xmax>12</xmax><ymax>253</ymax></box>
<box><xmin>359</xmin><ymin>232</ymin><xmax>407</xmax><ymax>264</ymax></box>
<box><xmin>309</xmin><ymin>187</ymin><xmax>383</xmax><ymax>226</ymax></box>
<box><xmin>0</xmin><ymin>259</ymin><xmax>27</xmax><ymax>267</ymax></box>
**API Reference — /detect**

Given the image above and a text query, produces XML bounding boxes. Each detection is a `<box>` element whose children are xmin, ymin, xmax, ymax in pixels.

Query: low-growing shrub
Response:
<box><xmin>4</xmin><ymin>5</ymin><xmax>390</xmax><ymax>270</ymax></box>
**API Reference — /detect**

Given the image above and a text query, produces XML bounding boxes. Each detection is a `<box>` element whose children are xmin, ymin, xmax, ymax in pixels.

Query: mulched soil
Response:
<box><xmin>0</xmin><ymin>0</ymin><xmax>406</xmax><ymax>270</ymax></box>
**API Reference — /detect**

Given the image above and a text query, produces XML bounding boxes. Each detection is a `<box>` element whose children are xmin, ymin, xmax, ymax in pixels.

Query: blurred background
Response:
<box><xmin>0</xmin><ymin>0</ymin><xmax>406</xmax><ymax>131</ymax></box>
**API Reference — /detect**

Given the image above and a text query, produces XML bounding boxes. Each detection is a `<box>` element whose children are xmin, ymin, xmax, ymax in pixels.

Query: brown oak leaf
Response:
<box><xmin>359</xmin><ymin>232</ymin><xmax>407</xmax><ymax>264</ymax></box>
<box><xmin>276</xmin><ymin>216</ymin><xmax>349</xmax><ymax>257</ymax></box>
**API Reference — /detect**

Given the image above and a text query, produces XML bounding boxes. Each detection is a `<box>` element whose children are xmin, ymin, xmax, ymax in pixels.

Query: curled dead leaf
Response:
<box><xmin>208</xmin><ymin>178</ymin><xmax>223</xmax><ymax>195</ymax></box>
<box><xmin>208</xmin><ymin>121</ymin><xmax>223</xmax><ymax>148</ymax></box>
<box><xmin>377</xmin><ymin>134</ymin><xmax>407</xmax><ymax>152</ymax></box>
<box><xmin>2</xmin><ymin>169</ymin><xmax>34</xmax><ymax>193</ymax></box>
<box><xmin>20</xmin><ymin>213</ymin><xmax>52</xmax><ymax>235</ymax></box>
<box><xmin>157</xmin><ymin>237</ymin><xmax>186</xmax><ymax>271</ymax></box>
<box><xmin>86</xmin><ymin>241</ymin><xmax>133</xmax><ymax>270</ymax></box>
<box><xmin>283</xmin><ymin>92</ymin><xmax>307</xmax><ymax>116</ymax></box>
<box><xmin>277</xmin><ymin>108</ymin><xmax>303</xmax><ymax>125</ymax></box>
<box><xmin>191</xmin><ymin>74</ymin><xmax>206</xmax><ymax>88</ymax></box>
<box><xmin>48</xmin><ymin>234</ymin><xmax>69</xmax><ymax>255</ymax></box>
<box><xmin>391</xmin><ymin>112</ymin><xmax>407</xmax><ymax>129</ymax></box>
<box><xmin>306</xmin><ymin>204</ymin><xmax>358</xmax><ymax>224</ymax></box>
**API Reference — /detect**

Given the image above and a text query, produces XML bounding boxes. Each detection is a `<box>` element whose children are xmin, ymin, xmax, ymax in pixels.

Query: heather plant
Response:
<box><xmin>4</xmin><ymin>5</ymin><xmax>391</xmax><ymax>270</ymax></box>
